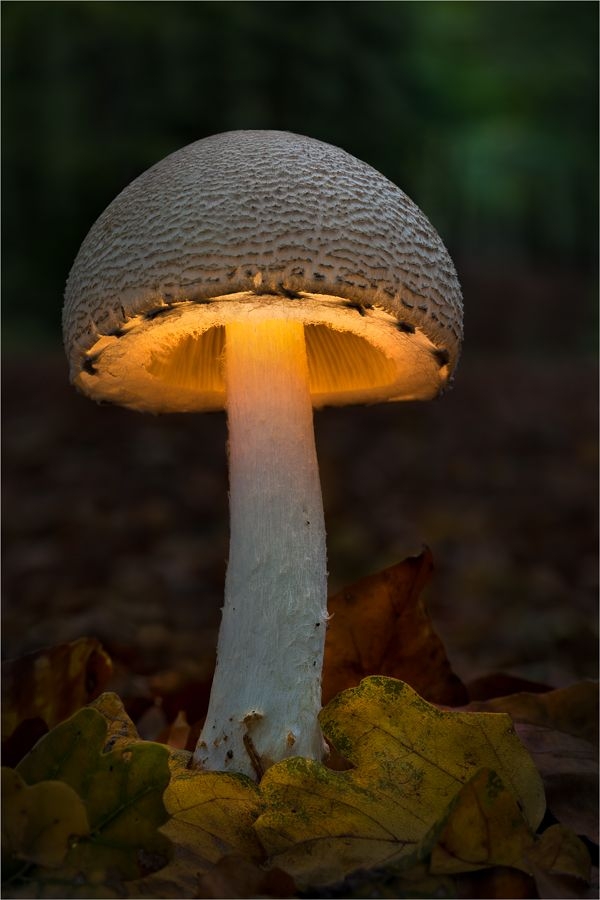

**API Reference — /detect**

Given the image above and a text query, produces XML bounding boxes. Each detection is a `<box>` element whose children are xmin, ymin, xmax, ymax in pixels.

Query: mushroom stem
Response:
<box><xmin>194</xmin><ymin>318</ymin><xmax>328</xmax><ymax>778</ymax></box>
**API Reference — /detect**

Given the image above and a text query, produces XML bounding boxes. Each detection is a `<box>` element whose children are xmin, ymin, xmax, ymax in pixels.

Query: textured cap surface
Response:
<box><xmin>63</xmin><ymin>130</ymin><xmax>463</xmax><ymax>412</ymax></box>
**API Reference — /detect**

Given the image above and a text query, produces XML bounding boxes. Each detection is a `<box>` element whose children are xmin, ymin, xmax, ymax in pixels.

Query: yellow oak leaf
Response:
<box><xmin>255</xmin><ymin>677</ymin><xmax>545</xmax><ymax>888</ymax></box>
<box><xmin>129</xmin><ymin>750</ymin><xmax>264</xmax><ymax>898</ymax></box>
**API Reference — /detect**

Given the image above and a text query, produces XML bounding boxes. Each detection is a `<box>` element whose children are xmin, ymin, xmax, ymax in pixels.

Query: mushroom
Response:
<box><xmin>63</xmin><ymin>130</ymin><xmax>463</xmax><ymax>780</ymax></box>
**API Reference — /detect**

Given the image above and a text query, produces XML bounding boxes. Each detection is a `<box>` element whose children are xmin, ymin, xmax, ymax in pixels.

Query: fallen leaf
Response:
<box><xmin>467</xmin><ymin>682</ymin><xmax>599</xmax><ymax>746</ymax></box>
<box><xmin>431</xmin><ymin>773</ymin><xmax>591</xmax><ymax>893</ymax></box>
<box><xmin>1</xmin><ymin>638</ymin><xmax>112</xmax><ymax>741</ymax></box>
<box><xmin>7</xmin><ymin>706</ymin><xmax>172</xmax><ymax>895</ymax></box>
<box><xmin>323</xmin><ymin>550</ymin><xmax>467</xmax><ymax>707</ymax></box>
<box><xmin>164</xmin><ymin>750</ymin><xmax>263</xmax><ymax>865</ymax></box>
<box><xmin>1</xmin><ymin>767</ymin><xmax>89</xmax><ymax>874</ymax></box>
<box><xmin>255</xmin><ymin>677</ymin><xmax>545</xmax><ymax>888</ymax></box>
<box><xmin>466</xmin><ymin>683</ymin><xmax>599</xmax><ymax>843</ymax></box>
<box><xmin>516</xmin><ymin>724</ymin><xmax>598</xmax><ymax>844</ymax></box>
<box><xmin>526</xmin><ymin>824</ymin><xmax>591</xmax><ymax>884</ymax></box>
<box><xmin>130</xmin><ymin>750</ymin><xmax>264</xmax><ymax>897</ymax></box>
<box><xmin>89</xmin><ymin>690</ymin><xmax>140</xmax><ymax>750</ymax></box>
<box><xmin>467</xmin><ymin>672</ymin><xmax>553</xmax><ymax>702</ymax></box>
<box><xmin>430</xmin><ymin>769</ymin><xmax>535</xmax><ymax>875</ymax></box>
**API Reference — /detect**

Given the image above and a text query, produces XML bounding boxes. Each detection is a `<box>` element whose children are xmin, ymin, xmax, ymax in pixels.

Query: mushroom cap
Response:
<box><xmin>63</xmin><ymin>130</ymin><xmax>463</xmax><ymax>413</ymax></box>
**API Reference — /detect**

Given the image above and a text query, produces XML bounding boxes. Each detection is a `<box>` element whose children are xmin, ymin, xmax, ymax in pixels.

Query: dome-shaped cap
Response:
<box><xmin>64</xmin><ymin>130</ymin><xmax>463</xmax><ymax>413</ymax></box>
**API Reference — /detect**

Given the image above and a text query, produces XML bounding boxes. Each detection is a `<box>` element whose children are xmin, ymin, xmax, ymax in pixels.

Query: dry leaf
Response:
<box><xmin>430</xmin><ymin>769</ymin><xmax>535</xmax><ymax>875</ymax></box>
<box><xmin>89</xmin><ymin>690</ymin><xmax>140</xmax><ymax>750</ymax></box>
<box><xmin>432</xmin><ymin>773</ymin><xmax>591</xmax><ymax>890</ymax></box>
<box><xmin>6</xmin><ymin>706</ymin><xmax>172</xmax><ymax>896</ymax></box>
<box><xmin>466</xmin><ymin>682</ymin><xmax>599</xmax><ymax>843</ymax></box>
<box><xmin>527</xmin><ymin>824</ymin><xmax>591</xmax><ymax>882</ymax></box>
<box><xmin>255</xmin><ymin>677</ymin><xmax>545</xmax><ymax>888</ymax></box>
<box><xmin>517</xmin><ymin>725</ymin><xmax>598</xmax><ymax>844</ymax></box>
<box><xmin>467</xmin><ymin>682</ymin><xmax>598</xmax><ymax>746</ymax></box>
<box><xmin>132</xmin><ymin>750</ymin><xmax>264</xmax><ymax>897</ymax></box>
<box><xmin>323</xmin><ymin>551</ymin><xmax>467</xmax><ymax>707</ymax></box>
<box><xmin>164</xmin><ymin>751</ymin><xmax>264</xmax><ymax>866</ymax></box>
<box><xmin>1</xmin><ymin>638</ymin><xmax>112</xmax><ymax>740</ymax></box>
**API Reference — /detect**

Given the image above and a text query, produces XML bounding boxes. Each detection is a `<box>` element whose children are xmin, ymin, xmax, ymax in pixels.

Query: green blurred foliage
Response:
<box><xmin>1</xmin><ymin>1</ymin><xmax>597</xmax><ymax>347</ymax></box>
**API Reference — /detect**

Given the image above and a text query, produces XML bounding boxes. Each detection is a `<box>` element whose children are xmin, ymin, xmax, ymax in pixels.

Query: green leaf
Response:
<box><xmin>8</xmin><ymin>706</ymin><xmax>172</xmax><ymax>894</ymax></box>
<box><xmin>255</xmin><ymin>677</ymin><xmax>545</xmax><ymax>887</ymax></box>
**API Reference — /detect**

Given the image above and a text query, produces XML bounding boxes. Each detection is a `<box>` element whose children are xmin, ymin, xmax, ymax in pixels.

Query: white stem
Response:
<box><xmin>194</xmin><ymin>318</ymin><xmax>328</xmax><ymax>779</ymax></box>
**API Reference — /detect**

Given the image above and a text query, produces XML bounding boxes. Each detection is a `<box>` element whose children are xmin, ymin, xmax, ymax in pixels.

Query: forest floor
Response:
<box><xmin>2</xmin><ymin>351</ymin><xmax>598</xmax><ymax>711</ymax></box>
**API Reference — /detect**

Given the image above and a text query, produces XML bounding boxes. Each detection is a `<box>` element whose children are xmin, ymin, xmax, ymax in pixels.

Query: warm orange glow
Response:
<box><xmin>146</xmin><ymin>322</ymin><xmax>397</xmax><ymax>398</ymax></box>
<box><xmin>147</xmin><ymin>326</ymin><xmax>225</xmax><ymax>392</ymax></box>
<box><xmin>306</xmin><ymin>324</ymin><xmax>397</xmax><ymax>395</ymax></box>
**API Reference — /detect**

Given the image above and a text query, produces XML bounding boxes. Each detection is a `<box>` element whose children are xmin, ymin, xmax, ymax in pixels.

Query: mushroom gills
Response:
<box><xmin>147</xmin><ymin>323</ymin><xmax>398</xmax><ymax>398</ymax></box>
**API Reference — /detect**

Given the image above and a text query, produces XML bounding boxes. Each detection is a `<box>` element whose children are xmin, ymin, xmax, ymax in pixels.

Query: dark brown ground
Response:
<box><xmin>2</xmin><ymin>350</ymin><xmax>598</xmax><ymax>692</ymax></box>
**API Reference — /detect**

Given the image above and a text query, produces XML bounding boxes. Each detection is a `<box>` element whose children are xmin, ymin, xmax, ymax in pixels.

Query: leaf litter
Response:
<box><xmin>1</xmin><ymin>553</ymin><xmax>596</xmax><ymax>898</ymax></box>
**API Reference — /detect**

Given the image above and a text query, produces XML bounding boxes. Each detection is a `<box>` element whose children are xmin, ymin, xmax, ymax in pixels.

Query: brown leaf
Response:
<box><xmin>527</xmin><ymin>840</ymin><xmax>593</xmax><ymax>900</ymax></box>
<box><xmin>467</xmin><ymin>682</ymin><xmax>598</xmax><ymax>746</ymax></box>
<box><xmin>195</xmin><ymin>854</ymin><xmax>296</xmax><ymax>899</ymax></box>
<box><xmin>1</xmin><ymin>638</ymin><xmax>113</xmax><ymax>741</ymax></box>
<box><xmin>526</xmin><ymin>824</ymin><xmax>591</xmax><ymax>884</ymax></box>
<box><xmin>89</xmin><ymin>691</ymin><xmax>140</xmax><ymax>750</ymax></box>
<box><xmin>465</xmin><ymin>683</ymin><xmax>599</xmax><ymax>842</ymax></box>
<box><xmin>323</xmin><ymin>550</ymin><xmax>467</xmax><ymax>706</ymax></box>
<box><xmin>467</xmin><ymin>672</ymin><xmax>554</xmax><ymax>702</ymax></box>
<box><xmin>516</xmin><ymin>725</ymin><xmax>598</xmax><ymax>843</ymax></box>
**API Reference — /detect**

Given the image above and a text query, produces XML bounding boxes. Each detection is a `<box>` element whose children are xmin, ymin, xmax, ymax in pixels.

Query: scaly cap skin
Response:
<box><xmin>63</xmin><ymin>130</ymin><xmax>463</xmax><ymax>412</ymax></box>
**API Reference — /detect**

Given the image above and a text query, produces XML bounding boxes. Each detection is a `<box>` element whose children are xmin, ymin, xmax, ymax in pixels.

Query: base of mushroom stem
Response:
<box><xmin>194</xmin><ymin>712</ymin><xmax>327</xmax><ymax>780</ymax></box>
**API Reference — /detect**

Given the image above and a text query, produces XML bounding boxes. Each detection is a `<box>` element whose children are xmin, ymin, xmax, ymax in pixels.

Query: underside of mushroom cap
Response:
<box><xmin>63</xmin><ymin>130</ymin><xmax>463</xmax><ymax>412</ymax></box>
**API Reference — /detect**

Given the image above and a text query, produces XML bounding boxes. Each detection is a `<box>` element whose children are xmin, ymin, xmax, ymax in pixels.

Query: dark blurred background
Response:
<box><xmin>2</xmin><ymin>2</ymin><xmax>598</xmax><ymax>691</ymax></box>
